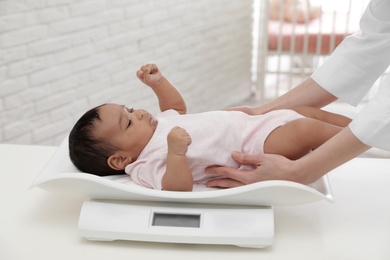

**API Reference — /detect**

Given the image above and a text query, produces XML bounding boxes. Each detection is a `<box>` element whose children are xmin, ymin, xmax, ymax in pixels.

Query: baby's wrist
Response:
<box><xmin>149</xmin><ymin>77</ymin><xmax>167</xmax><ymax>90</ymax></box>
<box><xmin>168</xmin><ymin>148</ymin><xmax>187</xmax><ymax>157</ymax></box>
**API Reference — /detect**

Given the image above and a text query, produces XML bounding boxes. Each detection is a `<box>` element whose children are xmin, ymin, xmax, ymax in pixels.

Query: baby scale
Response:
<box><xmin>32</xmin><ymin>137</ymin><xmax>333</xmax><ymax>248</ymax></box>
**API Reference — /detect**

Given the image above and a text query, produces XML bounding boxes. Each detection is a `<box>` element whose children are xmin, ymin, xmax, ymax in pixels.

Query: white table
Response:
<box><xmin>1</xmin><ymin>144</ymin><xmax>390</xmax><ymax>260</ymax></box>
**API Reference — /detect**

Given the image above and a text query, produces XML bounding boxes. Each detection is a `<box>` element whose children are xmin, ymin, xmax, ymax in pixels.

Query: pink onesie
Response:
<box><xmin>125</xmin><ymin>109</ymin><xmax>304</xmax><ymax>190</ymax></box>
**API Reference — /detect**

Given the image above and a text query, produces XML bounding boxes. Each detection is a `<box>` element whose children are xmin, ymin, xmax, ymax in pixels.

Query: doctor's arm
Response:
<box><xmin>231</xmin><ymin>0</ymin><xmax>390</xmax><ymax>117</ymax></box>
<box><xmin>209</xmin><ymin>0</ymin><xmax>389</xmax><ymax>187</ymax></box>
<box><xmin>228</xmin><ymin>77</ymin><xmax>337</xmax><ymax>116</ymax></box>
<box><xmin>206</xmin><ymin>127</ymin><xmax>370</xmax><ymax>187</ymax></box>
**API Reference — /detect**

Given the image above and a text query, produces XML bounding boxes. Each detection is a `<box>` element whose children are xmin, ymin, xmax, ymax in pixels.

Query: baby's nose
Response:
<box><xmin>135</xmin><ymin>111</ymin><xmax>143</xmax><ymax>120</ymax></box>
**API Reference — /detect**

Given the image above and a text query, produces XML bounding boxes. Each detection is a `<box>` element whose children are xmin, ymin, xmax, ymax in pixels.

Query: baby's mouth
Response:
<box><xmin>149</xmin><ymin>115</ymin><xmax>157</xmax><ymax>126</ymax></box>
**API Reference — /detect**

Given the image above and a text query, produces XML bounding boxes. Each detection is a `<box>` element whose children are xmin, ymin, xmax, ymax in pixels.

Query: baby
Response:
<box><xmin>69</xmin><ymin>64</ymin><xmax>351</xmax><ymax>191</ymax></box>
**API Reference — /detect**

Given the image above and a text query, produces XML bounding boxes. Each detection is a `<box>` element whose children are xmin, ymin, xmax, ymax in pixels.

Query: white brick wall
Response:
<box><xmin>0</xmin><ymin>0</ymin><xmax>253</xmax><ymax>145</ymax></box>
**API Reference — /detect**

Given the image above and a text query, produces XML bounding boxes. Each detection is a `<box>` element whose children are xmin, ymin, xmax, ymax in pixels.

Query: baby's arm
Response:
<box><xmin>137</xmin><ymin>64</ymin><xmax>186</xmax><ymax>115</ymax></box>
<box><xmin>162</xmin><ymin>127</ymin><xmax>193</xmax><ymax>191</ymax></box>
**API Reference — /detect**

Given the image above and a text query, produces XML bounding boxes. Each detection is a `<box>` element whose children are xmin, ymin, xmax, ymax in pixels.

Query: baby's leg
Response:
<box><xmin>291</xmin><ymin>106</ymin><xmax>351</xmax><ymax>127</ymax></box>
<box><xmin>264</xmin><ymin>118</ymin><xmax>343</xmax><ymax>160</ymax></box>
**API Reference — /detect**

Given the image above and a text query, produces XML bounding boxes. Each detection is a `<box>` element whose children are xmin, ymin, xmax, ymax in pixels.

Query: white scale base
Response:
<box><xmin>79</xmin><ymin>200</ymin><xmax>274</xmax><ymax>248</ymax></box>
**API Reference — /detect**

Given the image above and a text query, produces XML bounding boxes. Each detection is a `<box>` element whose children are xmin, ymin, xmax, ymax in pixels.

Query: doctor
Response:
<box><xmin>206</xmin><ymin>0</ymin><xmax>390</xmax><ymax>187</ymax></box>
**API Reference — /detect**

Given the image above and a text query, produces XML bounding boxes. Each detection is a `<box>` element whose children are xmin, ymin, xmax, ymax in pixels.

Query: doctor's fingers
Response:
<box><xmin>205</xmin><ymin>166</ymin><xmax>257</xmax><ymax>185</ymax></box>
<box><xmin>231</xmin><ymin>151</ymin><xmax>263</xmax><ymax>166</ymax></box>
<box><xmin>225</xmin><ymin>105</ymin><xmax>258</xmax><ymax>116</ymax></box>
<box><xmin>206</xmin><ymin>178</ymin><xmax>245</xmax><ymax>188</ymax></box>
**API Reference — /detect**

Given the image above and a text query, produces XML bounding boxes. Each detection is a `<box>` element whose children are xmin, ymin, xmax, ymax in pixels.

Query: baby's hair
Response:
<box><xmin>69</xmin><ymin>104</ymin><xmax>124</xmax><ymax>176</ymax></box>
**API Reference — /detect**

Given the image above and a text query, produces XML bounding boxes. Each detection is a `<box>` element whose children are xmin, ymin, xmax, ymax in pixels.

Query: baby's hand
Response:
<box><xmin>136</xmin><ymin>64</ymin><xmax>164</xmax><ymax>89</ymax></box>
<box><xmin>167</xmin><ymin>126</ymin><xmax>192</xmax><ymax>156</ymax></box>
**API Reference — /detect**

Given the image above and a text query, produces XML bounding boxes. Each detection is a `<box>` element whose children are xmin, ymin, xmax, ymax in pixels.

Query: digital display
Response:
<box><xmin>152</xmin><ymin>213</ymin><xmax>201</xmax><ymax>228</ymax></box>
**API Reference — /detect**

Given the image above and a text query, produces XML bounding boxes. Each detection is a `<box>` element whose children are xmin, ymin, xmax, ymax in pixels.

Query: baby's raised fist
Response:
<box><xmin>136</xmin><ymin>63</ymin><xmax>164</xmax><ymax>88</ymax></box>
<box><xmin>167</xmin><ymin>126</ymin><xmax>192</xmax><ymax>156</ymax></box>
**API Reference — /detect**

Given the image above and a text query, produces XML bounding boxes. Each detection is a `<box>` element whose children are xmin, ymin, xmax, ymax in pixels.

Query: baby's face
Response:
<box><xmin>95</xmin><ymin>104</ymin><xmax>158</xmax><ymax>161</ymax></box>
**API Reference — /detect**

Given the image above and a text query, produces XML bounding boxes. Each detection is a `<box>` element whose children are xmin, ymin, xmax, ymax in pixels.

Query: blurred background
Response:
<box><xmin>0</xmin><ymin>0</ymin><xmax>389</xmax><ymax>157</ymax></box>
<box><xmin>0</xmin><ymin>0</ymin><xmax>253</xmax><ymax>145</ymax></box>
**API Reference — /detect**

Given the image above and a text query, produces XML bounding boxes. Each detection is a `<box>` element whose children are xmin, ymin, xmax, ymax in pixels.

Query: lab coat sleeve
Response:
<box><xmin>349</xmin><ymin>76</ymin><xmax>390</xmax><ymax>151</ymax></box>
<box><xmin>311</xmin><ymin>0</ymin><xmax>390</xmax><ymax>151</ymax></box>
<box><xmin>311</xmin><ymin>0</ymin><xmax>390</xmax><ymax>106</ymax></box>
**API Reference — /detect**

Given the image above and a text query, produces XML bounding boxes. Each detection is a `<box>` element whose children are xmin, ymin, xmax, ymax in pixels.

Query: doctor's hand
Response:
<box><xmin>225</xmin><ymin>104</ymin><xmax>270</xmax><ymax>116</ymax></box>
<box><xmin>205</xmin><ymin>151</ymin><xmax>301</xmax><ymax>188</ymax></box>
<box><xmin>225</xmin><ymin>105</ymin><xmax>262</xmax><ymax>116</ymax></box>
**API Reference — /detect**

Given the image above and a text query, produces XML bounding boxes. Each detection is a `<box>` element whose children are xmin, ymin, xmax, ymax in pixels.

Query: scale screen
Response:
<box><xmin>152</xmin><ymin>213</ymin><xmax>201</xmax><ymax>228</ymax></box>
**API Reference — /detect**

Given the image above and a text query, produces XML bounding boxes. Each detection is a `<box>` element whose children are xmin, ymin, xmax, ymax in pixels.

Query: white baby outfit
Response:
<box><xmin>125</xmin><ymin>109</ymin><xmax>303</xmax><ymax>190</ymax></box>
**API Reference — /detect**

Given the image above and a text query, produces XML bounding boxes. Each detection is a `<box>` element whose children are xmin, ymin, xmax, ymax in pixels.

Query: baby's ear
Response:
<box><xmin>107</xmin><ymin>153</ymin><xmax>132</xmax><ymax>170</ymax></box>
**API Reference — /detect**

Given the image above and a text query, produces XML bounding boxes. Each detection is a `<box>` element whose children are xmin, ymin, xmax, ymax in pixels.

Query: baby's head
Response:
<box><xmin>69</xmin><ymin>103</ymin><xmax>157</xmax><ymax>176</ymax></box>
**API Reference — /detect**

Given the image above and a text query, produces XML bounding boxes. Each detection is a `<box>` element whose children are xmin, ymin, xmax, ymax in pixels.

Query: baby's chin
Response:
<box><xmin>149</xmin><ymin>114</ymin><xmax>158</xmax><ymax>129</ymax></box>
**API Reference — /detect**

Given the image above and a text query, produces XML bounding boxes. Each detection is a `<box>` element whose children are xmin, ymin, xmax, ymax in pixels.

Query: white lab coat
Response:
<box><xmin>311</xmin><ymin>0</ymin><xmax>390</xmax><ymax>151</ymax></box>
